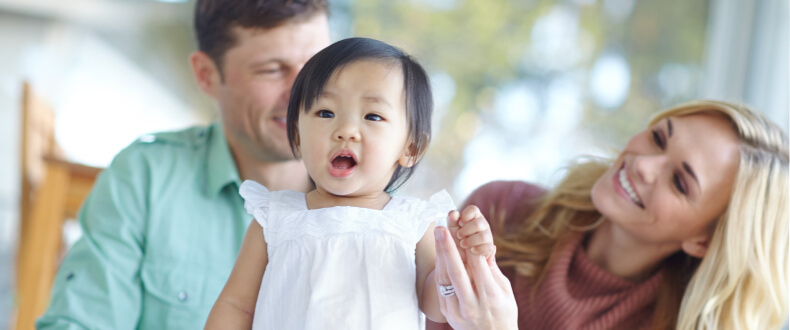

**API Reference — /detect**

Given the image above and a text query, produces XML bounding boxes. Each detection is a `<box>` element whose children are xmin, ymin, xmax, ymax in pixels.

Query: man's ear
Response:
<box><xmin>681</xmin><ymin>234</ymin><xmax>711</xmax><ymax>258</ymax></box>
<box><xmin>189</xmin><ymin>51</ymin><xmax>222</xmax><ymax>98</ymax></box>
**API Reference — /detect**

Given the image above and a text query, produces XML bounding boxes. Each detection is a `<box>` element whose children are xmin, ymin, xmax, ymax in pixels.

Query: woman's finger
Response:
<box><xmin>446</xmin><ymin>211</ymin><xmax>466</xmax><ymax>264</ymax></box>
<box><xmin>433</xmin><ymin>242</ymin><xmax>454</xmax><ymax>319</ymax></box>
<box><xmin>488</xmin><ymin>255</ymin><xmax>514</xmax><ymax>295</ymax></box>
<box><xmin>434</xmin><ymin>226</ymin><xmax>476</xmax><ymax>308</ymax></box>
<box><xmin>433</xmin><ymin>226</ymin><xmax>462</xmax><ymax>319</ymax></box>
<box><xmin>466</xmin><ymin>248</ymin><xmax>501</xmax><ymax>297</ymax></box>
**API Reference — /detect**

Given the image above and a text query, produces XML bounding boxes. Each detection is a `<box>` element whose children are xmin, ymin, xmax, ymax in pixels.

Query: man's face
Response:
<box><xmin>215</xmin><ymin>14</ymin><xmax>330</xmax><ymax>162</ymax></box>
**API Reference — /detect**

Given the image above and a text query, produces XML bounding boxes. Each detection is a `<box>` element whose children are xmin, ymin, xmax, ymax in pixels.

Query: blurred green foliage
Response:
<box><xmin>343</xmin><ymin>0</ymin><xmax>709</xmax><ymax>192</ymax></box>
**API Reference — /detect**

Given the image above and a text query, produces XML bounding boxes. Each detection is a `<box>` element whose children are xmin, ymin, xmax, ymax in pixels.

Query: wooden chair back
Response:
<box><xmin>14</xmin><ymin>82</ymin><xmax>102</xmax><ymax>330</ymax></box>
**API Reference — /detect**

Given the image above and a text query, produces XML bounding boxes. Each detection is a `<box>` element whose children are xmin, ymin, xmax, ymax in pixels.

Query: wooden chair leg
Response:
<box><xmin>15</xmin><ymin>163</ymin><xmax>69</xmax><ymax>330</ymax></box>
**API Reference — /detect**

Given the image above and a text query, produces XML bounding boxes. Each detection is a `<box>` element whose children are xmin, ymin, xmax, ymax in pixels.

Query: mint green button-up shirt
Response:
<box><xmin>37</xmin><ymin>123</ymin><xmax>253</xmax><ymax>329</ymax></box>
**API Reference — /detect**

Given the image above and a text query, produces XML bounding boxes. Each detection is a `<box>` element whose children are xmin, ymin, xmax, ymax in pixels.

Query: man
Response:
<box><xmin>36</xmin><ymin>0</ymin><xmax>330</xmax><ymax>328</ymax></box>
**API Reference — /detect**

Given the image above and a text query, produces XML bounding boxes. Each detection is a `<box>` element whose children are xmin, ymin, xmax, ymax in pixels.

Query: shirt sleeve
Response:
<box><xmin>36</xmin><ymin>142</ymin><xmax>150</xmax><ymax>330</ymax></box>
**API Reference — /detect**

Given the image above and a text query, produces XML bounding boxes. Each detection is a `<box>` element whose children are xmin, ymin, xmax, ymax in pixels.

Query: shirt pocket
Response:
<box><xmin>139</xmin><ymin>260</ymin><xmax>226</xmax><ymax>329</ymax></box>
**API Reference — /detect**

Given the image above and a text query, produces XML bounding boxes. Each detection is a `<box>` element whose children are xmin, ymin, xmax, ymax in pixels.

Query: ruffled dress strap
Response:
<box><xmin>238</xmin><ymin>180</ymin><xmax>270</xmax><ymax>229</ymax></box>
<box><xmin>418</xmin><ymin>190</ymin><xmax>456</xmax><ymax>234</ymax></box>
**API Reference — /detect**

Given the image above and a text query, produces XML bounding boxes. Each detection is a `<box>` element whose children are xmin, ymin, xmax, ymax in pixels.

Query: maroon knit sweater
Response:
<box><xmin>427</xmin><ymin>181</ymin><xmax>662</xmax><ymax>330</ymax></box>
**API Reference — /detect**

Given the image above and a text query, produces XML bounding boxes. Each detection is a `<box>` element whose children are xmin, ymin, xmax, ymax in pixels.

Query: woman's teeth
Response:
<box><xmin>619</xmin><ymin>168</ymin><xmax>643</xmax><ymax>207</ymax></box>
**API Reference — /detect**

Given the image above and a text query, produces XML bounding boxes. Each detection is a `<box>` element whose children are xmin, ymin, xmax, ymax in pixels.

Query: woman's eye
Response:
<box><xmin>673</xmin><ymin>173</ymin><xmax>687</xmax><ymax>195</ymax></box>
<box><xmin>317</xmin><ymin>110</ymin><xmax>334</xmax><ymax>118</ymax></box>
<box><xmin>365</xmin><ymin>113</ymin><xmax>383</xmax><ymax>121</ymax></box>
<box><xmin>652</xmin><ymin>130</ymin><xmax>665</xmax><ymax>149</ymax></box>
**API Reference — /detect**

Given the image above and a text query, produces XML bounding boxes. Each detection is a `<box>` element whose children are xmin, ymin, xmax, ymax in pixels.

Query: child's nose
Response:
<box><xmin>334</xmin><ymin>120</ymin><xmax>361</xmax><ymax>142</ymax></box>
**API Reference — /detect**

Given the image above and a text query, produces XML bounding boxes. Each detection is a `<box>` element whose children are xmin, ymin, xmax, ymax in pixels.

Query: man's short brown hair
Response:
<box><xmin>194</xmin><ymin>0</ymin><xmax>328</xmax><ymax>74</ymax></box>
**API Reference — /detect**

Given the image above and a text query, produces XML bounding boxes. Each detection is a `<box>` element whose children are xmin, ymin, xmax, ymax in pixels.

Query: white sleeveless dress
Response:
<box><xmin>239</xmin><ymin>180</ymin><xmax>456</xmax><ymax>330</ymax></box>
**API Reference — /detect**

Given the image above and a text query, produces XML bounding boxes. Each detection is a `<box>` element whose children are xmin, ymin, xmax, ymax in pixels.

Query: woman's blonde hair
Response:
<box><xmin>494</xmin><ymin>100</ymin><xmax>788</xmax><ymax>329</ymax></box>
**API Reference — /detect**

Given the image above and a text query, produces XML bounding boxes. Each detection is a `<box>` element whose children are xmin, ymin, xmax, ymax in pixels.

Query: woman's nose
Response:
<box><xmin>333</xmin><ymin>119</ymin><xmax>361</xmax><ymax>142</ymax></box>
<box><xmin>633</xmin><ymin>154</ymin><xmax>668</xmax><ymax>184</ymax></box>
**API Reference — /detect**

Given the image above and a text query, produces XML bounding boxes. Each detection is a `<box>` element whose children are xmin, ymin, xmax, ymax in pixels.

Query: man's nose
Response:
<box><xmin>279</xmin><ymin>64</ymin><xmax>305</xmax><ymax>105</ymax></box>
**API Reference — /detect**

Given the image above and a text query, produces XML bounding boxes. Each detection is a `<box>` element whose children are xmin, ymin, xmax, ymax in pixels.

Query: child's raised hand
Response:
<box><xmin>455</xmin><ymin>205</ymin><xmax>495</xmax><ymax>262</ymax></box>
<box><xmin>445</xmin><ymin>210</ymin><xmax>467</xmax><ymax>264</ymax></box>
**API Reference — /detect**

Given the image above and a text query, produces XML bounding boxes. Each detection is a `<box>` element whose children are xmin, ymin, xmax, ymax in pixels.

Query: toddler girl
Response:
<box><xmin>206</xmin><ymin>37</ymin><xmax>493</xmax><ymax>329</ymax></box>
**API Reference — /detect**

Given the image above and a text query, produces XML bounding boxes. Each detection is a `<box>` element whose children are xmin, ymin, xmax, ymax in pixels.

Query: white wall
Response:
<box><xmin>701</xmin><ymin>0</ymin><xmax>789</xmax><ymax>132</ymax></box>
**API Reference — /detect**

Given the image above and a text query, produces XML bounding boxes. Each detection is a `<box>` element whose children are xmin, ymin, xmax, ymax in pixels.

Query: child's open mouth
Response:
<box><xmin>328</xmin><ymin>151</ymin><xmax>357</xmax><ymax>178</ymax></box>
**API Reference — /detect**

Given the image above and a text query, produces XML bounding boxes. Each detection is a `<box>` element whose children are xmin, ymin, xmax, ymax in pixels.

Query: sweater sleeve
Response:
<box><xmin>462</xmin><ymin>180</ymin><xmax>547</xmax><ymax>237</ymax></box>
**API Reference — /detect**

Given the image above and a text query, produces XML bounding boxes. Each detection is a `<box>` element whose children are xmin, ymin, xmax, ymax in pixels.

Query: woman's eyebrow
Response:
<box><xmin>667</xmin><ymin>118</ymin><xmax>673</xmax><ymax>137</ymax></box>
<box><xmin>670</xmin><ymin>118</ymin><xmax>699</xmax><ymax>189</ymax></box>
<box><xmin>683</xmin><ymin>162</ymin><xmax>700</xmax><ymax>189</ymax></box>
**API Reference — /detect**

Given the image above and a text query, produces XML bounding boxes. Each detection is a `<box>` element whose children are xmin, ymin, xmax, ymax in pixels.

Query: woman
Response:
<box><xmin>429</xmin><ymin>100</ymin><xmax>788</xmax><ymax>329</ymax></box>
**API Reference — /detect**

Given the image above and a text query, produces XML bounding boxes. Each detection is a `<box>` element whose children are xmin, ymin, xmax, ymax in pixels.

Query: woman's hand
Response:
<box><xmin>433</xmin><ymin>222</ymin><xmax>518</xmax><ymax>330</ymax></box>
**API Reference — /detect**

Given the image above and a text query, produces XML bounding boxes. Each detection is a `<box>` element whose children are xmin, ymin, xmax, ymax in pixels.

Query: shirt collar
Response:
<box><xmin>206</xmin><ymin>122</ymin><xmax>241</xmax><ymax>196</ymax></box>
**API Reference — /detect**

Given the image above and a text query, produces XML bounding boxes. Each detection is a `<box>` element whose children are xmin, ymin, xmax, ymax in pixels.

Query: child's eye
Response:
<box><xmin>364</xmin><ymin>113</ymin><xmax>383</xmax><ymax>121</ymax></box>
<box><xmin>317</xmin><ymin>110</ymin><xmax>334</xmax><ymax>118</ymax></box>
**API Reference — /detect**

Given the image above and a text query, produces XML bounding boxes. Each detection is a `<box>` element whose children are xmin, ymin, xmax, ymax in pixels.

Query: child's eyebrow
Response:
<box><xmin>319</xmin><ymin>90</ymin><xmax>338</xmax><ymax>99</ymax></box>
<box><xmin>362</xmin><ymin>95</ymin><xmax>392</xmax><ymax>108</ymax></box>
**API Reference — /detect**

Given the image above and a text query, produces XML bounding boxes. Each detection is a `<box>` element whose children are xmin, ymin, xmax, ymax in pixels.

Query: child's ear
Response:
<box><xmin>398</xmin><ymin>136</ymin><xmax>428</xmax><ymax>168</ymax></box>
<box><xmin>293</xmin><ymin>131</ymin><xmax>302</xmax><ymax>158</ymax></box>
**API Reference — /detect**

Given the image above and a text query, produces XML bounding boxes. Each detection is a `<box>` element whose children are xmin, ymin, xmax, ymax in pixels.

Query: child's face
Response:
<box><xmin>297</xmin><ymin>60</ymin><xmax>415</xmax><ymax>198</ymax></box>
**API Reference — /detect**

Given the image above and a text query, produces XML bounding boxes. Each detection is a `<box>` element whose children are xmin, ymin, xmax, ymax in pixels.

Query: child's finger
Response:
<box><xmin>447</xmin><ymin>210</ymin><xmax>460</xmax><ymax>231</ymax></box>
<box><xmin>462</xmin><ymin>230</ymin><xmax>496</xmax><ymax>260</ymax></box>
<box><xmin>456</xmin><ymin>215</ymin><xmax>491</xmax><ymax>239</ymax></box>
<box><xmin>459</xmin><ymin>231</ymin><xmax>493</xmax><ymax>250</ymax></box>
<box><xmin>470</xmin><ymin>244</ymin><xmax>496</xmax><ymax>259</ymax></box>
<box><xmin>457</xmin><ymin>205</ymin><xmax>483</xmax><ymax>227</ymax></box>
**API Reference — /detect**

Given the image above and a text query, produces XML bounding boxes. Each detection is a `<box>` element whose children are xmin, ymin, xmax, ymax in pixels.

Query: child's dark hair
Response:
<box><xmin>287</xmin><ymin>37</ymin><xmax>433</xmax><ymax>193</ymax></box>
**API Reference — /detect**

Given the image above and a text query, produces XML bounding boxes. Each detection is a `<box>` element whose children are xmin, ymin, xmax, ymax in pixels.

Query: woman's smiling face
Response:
<box><xmin>591</xmin><ymin>112</ymin><xmax>741</xmax><ymax>256</ymax></box>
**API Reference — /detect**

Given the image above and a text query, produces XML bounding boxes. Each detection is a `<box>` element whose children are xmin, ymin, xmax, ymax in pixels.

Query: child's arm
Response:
<box><xmin>415</xmin><ymin>222</ymin><xmax>446</xmax><ymax>322</ymax></box>
<box><xmin>205</xmin><ymin>221</ymin><xmax>268</xmax><ymax>329</ymax></box>
<box><xmin>417</xmin><ymin>205</ymin><xmax>496</xmax><ymax>323</ymax></box>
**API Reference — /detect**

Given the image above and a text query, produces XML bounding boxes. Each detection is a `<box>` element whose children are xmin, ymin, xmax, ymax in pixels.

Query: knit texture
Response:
<box><xmin>427</xmin><ymin>181</ymin><xmax>661</xmax><ymax>330</ymax></box>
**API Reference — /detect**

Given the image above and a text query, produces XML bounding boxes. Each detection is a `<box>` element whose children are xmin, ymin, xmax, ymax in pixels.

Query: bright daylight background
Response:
<box><xmin>0</xmin><ymin>0</ymin><xmax>787</xmax><ymax>327</ymax></box>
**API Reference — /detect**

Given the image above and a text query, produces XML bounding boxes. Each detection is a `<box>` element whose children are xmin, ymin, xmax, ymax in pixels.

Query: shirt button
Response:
<box><xmin>139</xmin><ymin>135</ymin><xmax>156</xmax><ymax>143</ymax></box>
<box><xmin>178</xmin><ymin>291</ymin><xmax>188</xmax><ymax>302</ymax></box>
<box><xmin>198</xmin><ymin>130</ymin><xmax>206</xmax><ymax>138</ymax></box>
<box><xmin>66</xmin><ymin>272</ymin><xmax>75</xmax><ymax>280</ymax></box>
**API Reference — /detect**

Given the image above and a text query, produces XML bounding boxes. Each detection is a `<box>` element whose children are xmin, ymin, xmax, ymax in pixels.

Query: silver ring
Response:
<box><xmin>439</xmin><ymin>284</ymin><xmax>455</xmax><ymax>297</ymax></box>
